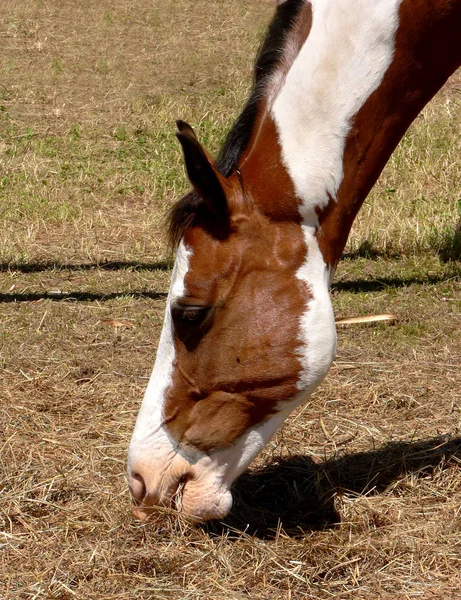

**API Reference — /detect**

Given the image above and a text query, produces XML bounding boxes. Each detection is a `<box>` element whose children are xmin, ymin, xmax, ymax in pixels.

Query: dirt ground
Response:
<box><xmin>1</xmin><ymin>1</ymin><xmax>460</xmax><ymax>599</ymax></box>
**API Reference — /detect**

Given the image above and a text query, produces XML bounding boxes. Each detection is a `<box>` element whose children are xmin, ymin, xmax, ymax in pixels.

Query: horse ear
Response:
<box><xmin>176</xmin><ymin>121</ymin><xmax>229</xmax><ymax>220</ymax></box>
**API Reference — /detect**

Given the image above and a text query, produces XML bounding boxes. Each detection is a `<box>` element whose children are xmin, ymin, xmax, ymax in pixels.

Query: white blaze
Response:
<box><xmin>127</xmin><ymin>241</ymin><xmax>191</xmax><ymax>474</ymax></box>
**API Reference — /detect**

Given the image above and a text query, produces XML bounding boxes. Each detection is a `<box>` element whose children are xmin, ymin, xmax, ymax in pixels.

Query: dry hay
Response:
<box><xmin>1</xmin><ymin>259</ymin><xmax>460</xmax><ymax>599</ymax></box>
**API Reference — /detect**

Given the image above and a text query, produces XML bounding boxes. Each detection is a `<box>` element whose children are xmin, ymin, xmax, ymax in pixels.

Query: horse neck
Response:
<box><xmin>240</xmin><ymin>0</ymin><xmax>461</xmax><ymax>269</ymax></box>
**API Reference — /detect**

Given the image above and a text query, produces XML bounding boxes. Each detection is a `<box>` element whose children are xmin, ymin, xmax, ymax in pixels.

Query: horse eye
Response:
<box><xmin>172</xmin><ymin>304</ymin><xmax>210</xmax><ymax>327</ymax></box>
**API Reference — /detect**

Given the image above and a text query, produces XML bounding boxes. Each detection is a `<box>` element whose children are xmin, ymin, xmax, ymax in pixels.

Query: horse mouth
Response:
<box><xmin>129</xmin><ymin>474</ymin><xmax>232</xmax><ymax>523</ymax></box>
<box><xmin>129</xmin><ymin>477</ymin><xmax>185</xmax><ymax>521</ymax></box>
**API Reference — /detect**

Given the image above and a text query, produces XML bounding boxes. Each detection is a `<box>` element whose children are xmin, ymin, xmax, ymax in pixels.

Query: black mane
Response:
<box><xmin>216</xmin><ymin>0</ymin><xmax>305</xmax><ymax>177</ymax></box>
<box><xmin>168</xmin><ymin>0</ymin><xmax>305</xmax><ymax>248</ymax></box>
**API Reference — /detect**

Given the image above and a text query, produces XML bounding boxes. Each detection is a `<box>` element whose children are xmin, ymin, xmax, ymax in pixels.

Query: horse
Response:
<box><xmin>127</xmin><ymin>0</ymin><xmax>461</xmax><ymax>522</ymax></box>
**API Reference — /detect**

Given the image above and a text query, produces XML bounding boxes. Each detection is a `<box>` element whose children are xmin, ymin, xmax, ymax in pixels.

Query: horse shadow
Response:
<box><xmin>202</xmin><ymin>435</ymin><xmax>461</xmax><ymax>539</ymax></box>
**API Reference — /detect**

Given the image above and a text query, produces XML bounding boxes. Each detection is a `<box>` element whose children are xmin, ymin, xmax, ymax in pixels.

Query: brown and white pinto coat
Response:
<box><xmin>128</xmin><ymin>0</ymin><xmax>461</xmax><ymax>521</ymax></box>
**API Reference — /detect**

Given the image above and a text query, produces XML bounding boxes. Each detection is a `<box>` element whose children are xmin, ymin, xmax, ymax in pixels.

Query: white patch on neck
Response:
<box><xmin>272</xmin><ymin>0</ymin><xmax>403</xmax><ymax>223</ymax></box>
<box><xmin>296</xmin><ymin>224</ymin><xmax>337</xmax><ymax>394</ymax></box>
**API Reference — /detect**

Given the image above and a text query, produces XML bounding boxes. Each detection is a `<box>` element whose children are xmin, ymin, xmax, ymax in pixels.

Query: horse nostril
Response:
<box><xmin>129</xmin><ymin>472</ymin><xmax>146</xmax><ymax>503</ymax></box>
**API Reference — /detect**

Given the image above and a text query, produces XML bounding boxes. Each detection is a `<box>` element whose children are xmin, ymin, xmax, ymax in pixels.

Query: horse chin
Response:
<box><xmin>180</xmin><ymin>482</ymin><xmax>233</xmax><ymax>522</ymax></box>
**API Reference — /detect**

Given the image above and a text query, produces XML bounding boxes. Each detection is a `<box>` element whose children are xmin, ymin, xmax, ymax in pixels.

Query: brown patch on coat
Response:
<box><xmin>163</xmin><ymin>202</ymin><xmax>309</xmax><ymax>453</ymax></box>
<box><xmin>240</xmin><ymin>113</ymin><xmax>300</xmax><ymax>222</ymax></box>
<box><xmin>239</xmin><ymin>2</ymin><xmax>313</xmax><ymax>222</ymax></box>
<box><xmin>317</xmin><ymin>0</ymin><xmax>461</xmax><ymax>267</ymax></box>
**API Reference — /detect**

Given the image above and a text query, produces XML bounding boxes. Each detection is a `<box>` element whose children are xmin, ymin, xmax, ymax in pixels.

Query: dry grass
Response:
<box><xmin>1</xmin><ymin>1</ymin><xmax>460</xmax><ymax>599</ymax></box>
<box><xmin>1</xmin><ymin>259</ymin><xmax>460</xmax><ymax>599</ymax></box>
<box><xmin>0</xmin><ymin>0</ymin><xmax>270</xmax><ymax>264</ymax></box>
